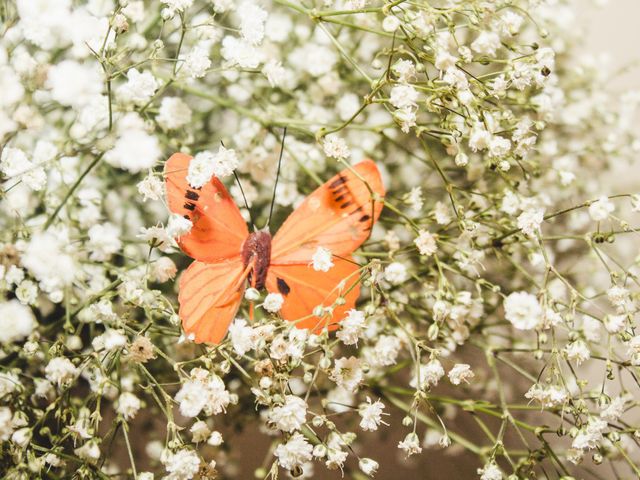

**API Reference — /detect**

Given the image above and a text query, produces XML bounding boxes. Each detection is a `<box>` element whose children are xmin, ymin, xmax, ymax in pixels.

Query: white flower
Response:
<box><xmin>478</xmin><ymin>461</ymin><xmax>502</xmax><ymax>480</ymax></box>
<box><xmin>228</xmin><ymin>318</ymin><xmax>255</xmax><ymax>355</ymax></box>
<box><xmin>600</xmin><ymin>396</ymin><xmax>626</xmax><ymax>422</ymax></box>
<box><xmin>384</xmin><ymin>262</ymin><xmax>408</xmax><ymax>285</ymax></box>
<box><xmin>268</xmin><ymin>395</ymin><xmax>307</xmax><ymax>433</ymax></box>
<box><xmin>382</xmin><ymin>15</ymin><xmax>401</xmax><ymax>32</ymax></box>
<box><xmin>563</xmin><ymin>340</ymin><xmax>590</xmax><ymax>365</ymax></box>
<box><xmin>167</xmin><ymin>214</ymin><xmax>193</xmax><ymax>238</ymax></box>
<box><xmin>372</xmin><ymin>335</ymin><xmax>402</xmax><ymax>367</ymax></box>
<box><xmin>471</xmin><ymin>31</ymin><xmax>501</xmax><ymax>56</ymax></box>
<box><xmin>187</xmin><ymin>146</ymin><xmax>239</xmax><ymax>188</ymax></box>
<box><xmin>588</xmin><ymin>196</ymin><xmax>615</xmax><ymax>221</ymax></box>
<box><xmin>207</xmin><ymin>430</ymin><xmax>223</xmax><ymax>446</ymax></box>
<box><xmin>398</xmin><ymin>432</ymin><xmax>422</xmax><ymax>456</ymax></box>
<box><xmin>117</xmin><ymin>68</ymin><xmax>159</xmax><ymax>105</ymax></box>
<box><xmin>46</xmin><ymin>60</ymin><xmax>103</xmax><ymax>107</ymax></box>
<box><xmin>221</xmin><ymin>36</ymin><xmax>263</xmax><ymax>69</ymax></box>
<box><xmin>116</xmin><ymin>392</ymin><xmax>141</xmax><ymax>420</ymax></box>
<box><xmin>411</xmin><ymin>360</ymin><xmax>445</xmax><ymax>389</ymax></box>
<box><xmin>74</xmin><ymin>442</ymin><xmax>100</xmax><ymax>463</ymax></box>
<box><xmin>358</xmin><ymin>457</ymin><xmax>379</xmax><ymax>476</ymax></box>
<box><xmin>323</xmin><ymin>136</ymin><xmax>351</xmax><ymax>160</ymax></box>
<box><xmin>359</xmin><ymin>397</ymin><xmax>386</xmax><ymax>431</ymax></box>
<box><xmin>389</xmin><ymin>84</ymin><xmax>419</xmax><ymax>109</ymax></box>
<box><xmin>163</xmin><ymin>449</ymin><xmax>201</xmax><ymax>480</ymax></box>
<box><xmin>1</xmin><ymin>147</ymin><xmax>31</xmax><ymax>177</ymax></box>
<box><xmin>311</xmin><ymin>246</ymin><xmax>334</xmax><ymax>272</ymax></box>
<box><xmin>604</xmin><ymin>314</ymin><xmax>626</xmax><ymax>334</ymax></box>
<box><xmin>336</xmin><ymin>309</ymin><xmax>366</xmax><ymax>346</ymax></box>
<box><xmin>414</xmin><ymin>230</ymin><xmax>438</xmax><ymax>256</ymax></box>
<box><xmin>0</xmin><ymin>407</ymin><xmax>13</xmax><ymax>441</ymax></box>
<box><xmin>274</xmin><ymin>433</ymin><xmax>313</xmax><ymax>470</ymax></box>
<box><xmin>524</xmin><ymin>384</ymin><xmax>568</xmax><ymax>408</ymax></box>
<box><xmin>157</xmin><ymin>97</ymin><xmax>192</xmax><ymax>130</ymax></box>
<box><xmin>262</xmin><ymin>59</ymin><xmax>287</xmax><ymax>88</ymax></box>
<box><xmin>162</xmin><ymin>0</ymin><xmax>193</xmax><ymax>12</ymax></box>
<box><xmin>448</xmin><ymin>364</ymin><xmax>474</xmax><ymax>385</ymax></box>
<box><xmin>572</xmin><ymin>417</ymin><xmax>607</xmax><ymax>451</ymax></box>
<box><xmin>190</xmin><ymin>421</ymin><xmax>211</xmax><ymax>443</ymax></box>
<box><xmin>152</xmin><ymin>257</ymin><xmax>177</xmax><ymax>283</ymax></box>
<box><xmin>517</xmin><ymin>207</ymin><xmax>545</xmax><ymax>237</ymax></box>
<box><xmin>262</xmin><ymin>293</ymin><xmax>284</xmax><ymax>313</ymax></box>
<box><xmin>237</xmin><ymin>1</ymin><xmax>268</xmax><ymax>45</ymax></box>
<box><xmin>175</xmin><ymin>368</ymin><xmax>230</xmax><ymax>417</ymax></box>
<box><xmin>0</xmin><ymin>373</ymin><xmax>20</xmax><ymax>399</ymax></box>
<box><xmin>499</xmin><ymin>11</ymin><xmax>524</xmax><ymax>36</ymax></box>
<box><xmin>105</xmin><ymin>113</ymin><xmax>161</xmax><ymax>173</ymax></box>
<box><xmin>87</xmin><ymin>223</ymin><xmax>122</xmax><ymax>261</ymax></box>
<box><xmin>0</xmin><ymin>300</ymin><xmax>36</xmax><ymax>344</ymax></box>
<box><xmin>45</xmin><ymin>357</ymin><xmax>79</xmax><ymax>387</ymax></box>
<box><xmin>504</xmin><ymin>291</ymin><xmax>542</xmax><ymax>330</ymax></box>
<box><xmin>136</xmin><ymin>175</ymin><xmax>165</xmax><ymax>201</ymax></box>
<box><xmin>330</xmin><ymin>356</ymin><xmax>363</xmax><ymax>392</ymax></box>
<box><xmin>180</xmin><ymin>44</ymin><xmax>212</xmax><ymax>79</ymax></box>
<box><xmin>392</xmin><ymin>59</ymin><xmax>416</xmax><ymax>82</ymax></box>
<box><xmin>92</xmin><ymin>329</ymin><xmax>127</xmax><ymax>352</ymax></box>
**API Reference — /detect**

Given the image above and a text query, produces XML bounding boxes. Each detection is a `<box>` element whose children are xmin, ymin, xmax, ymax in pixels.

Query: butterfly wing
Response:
<box><xmin>270</xmin><ymin>159</ymin><xmax>385</xmax><ymax>264</ymax></box>
<box><xmin>267</xmin><ymin>159</ymin><xmax>385</xmax><ymax>330</ymax></box>
<box><xmin>178</xmin><ymin>259</ymin><xmax>249</xmax><ymax>343</ymax></box>
<box><xmin>164</xmin><ymin>152</ymin><xmax>248</xmax><ymax>262</ymax></box>
<box><xmin>266</xmin><ymin>256</ymin><xmax>361</xmax><ymax>332</ymax></box>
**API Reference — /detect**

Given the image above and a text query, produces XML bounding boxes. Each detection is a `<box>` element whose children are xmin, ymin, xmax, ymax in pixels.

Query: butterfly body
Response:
<box><xmin>241</xmin><ymin>230</ymin><xmax>272</xmax><ymax>289</ymax></box>
<box><xmin>165</xmin><ymin>153</ymin><xmax>385</xmax><ymax>344</ymax></box>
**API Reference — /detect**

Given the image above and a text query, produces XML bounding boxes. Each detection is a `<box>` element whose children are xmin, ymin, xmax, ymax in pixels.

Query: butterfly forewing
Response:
<box><xmin>270</xmin><ymin>159</ymin><xmax>385</xmax><ymax>265</ymax></box>
<box><xmin>164</xmin><ymin>152</ymin><xmax>248</xmax><ymax>263</ymax></box>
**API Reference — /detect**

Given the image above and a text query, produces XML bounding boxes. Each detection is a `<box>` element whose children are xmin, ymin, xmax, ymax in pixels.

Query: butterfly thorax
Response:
<box><xmin>241</xmin><ymin>231</ymin><xmax>272</xmax><ymax>289</ymax></box>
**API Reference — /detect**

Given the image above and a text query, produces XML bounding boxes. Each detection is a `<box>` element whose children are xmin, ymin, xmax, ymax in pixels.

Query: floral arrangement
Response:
<box><xmin>1</xmin><ymin>0</ymin><xmax>639</xmax><ymax>479</ymax></box>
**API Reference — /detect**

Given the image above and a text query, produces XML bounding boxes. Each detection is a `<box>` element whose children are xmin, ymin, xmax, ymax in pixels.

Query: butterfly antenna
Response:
<box><xmin>221</xmin><ymin>140</ymin><xmax>254</xmax><ymax>228</ymax></box>
<box><xmin>233</xmin><ymin>170</ymin><xmax>254</xmax><ymax>228</ymax></box>
<box><xmin>267</xmin><ymin>127</ymin><xmax>287</xmax><ymax>229</ymax></box>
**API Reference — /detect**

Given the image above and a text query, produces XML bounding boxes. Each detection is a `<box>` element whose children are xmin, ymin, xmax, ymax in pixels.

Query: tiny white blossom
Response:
<box><xmin>268</xmin><ymin>395</ymin><xmax>307</xmax><ymax>433</ymax></box>
<box><xmin>414</xmin><ymin>230</ymin><xmax>438</xmax><ymax>256</ymax></box>
<box><xmin>311</xmin><ymin>246</ymin><xmax>334</xmax><ymax>272</ymax></box>
<box><xmin>262</xmin><ymin>293</ymin><xmax>284</xmax><ymax>313</ymax></box>
<box><xmin>448</xmin><ymin>364</ymin><xmax>474</xmax><ymax>385</ymax></box>
<box><xmin>588</xmin><ymin>196</ymin><xmax>615</xmax><ymax>221</ymax></box>
<box><xmin>323</xmin><ymin>136</ymin><xmax>351</xmax><ymax>160</ymax></box>
<box><xmin>274</xmin><ymin>433</ymin><xmax>313</xmax><ymax>470</ymax></box>
<box><xmin>398</xmin><ymin>432</ymin><xmax>422</xmax><ymax>456</ymax></box>
<box><xmin>504</xmin><ymin>291</ymin><xmax>542</xmax><ymax>330</ymax></box>
<box><xmin>359</xmin><ymin>397</ymin><xmax>387</xmax><ymax>431</ymax></box>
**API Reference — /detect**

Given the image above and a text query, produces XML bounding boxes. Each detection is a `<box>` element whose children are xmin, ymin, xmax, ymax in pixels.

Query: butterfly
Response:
<box><xmin>164</xmin><ymin>152</ymin><xmax>385</xmax><ymax>344</ymax></box>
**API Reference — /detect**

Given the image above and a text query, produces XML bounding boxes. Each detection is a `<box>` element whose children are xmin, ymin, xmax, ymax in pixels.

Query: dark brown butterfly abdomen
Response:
<box><xmin>241</xmin><ymin>231</ymin><xmax>271</xmax><ymax>289</ymax></box>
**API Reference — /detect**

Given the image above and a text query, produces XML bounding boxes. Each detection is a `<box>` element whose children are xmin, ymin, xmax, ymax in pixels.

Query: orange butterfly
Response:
<box><xmin>164</xmin><ymin>153</ymin><xmax>385</xmax><ymax>344</ymax></box>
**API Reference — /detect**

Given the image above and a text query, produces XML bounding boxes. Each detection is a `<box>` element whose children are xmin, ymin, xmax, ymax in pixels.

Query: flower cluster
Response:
<box><xmin>1</xmin><ymin>0</ymin><xmax>640</xmax><ymax>479</ymax></box>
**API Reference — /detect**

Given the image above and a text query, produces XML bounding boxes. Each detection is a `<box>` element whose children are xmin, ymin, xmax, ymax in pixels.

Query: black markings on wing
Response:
<box><xmin>185</xmin><ymin>190</ymin><xmax>200</xmax><ymax>201</ymax></box>
<box><xmin>277</xmin><ymin>277</ymin><xmax>291</xmax><ymax>295</ymax></box>
<box><xmin>184</xmin><ymin>202</ymin><xmax>196</xmax><ymax>211</ymax></box>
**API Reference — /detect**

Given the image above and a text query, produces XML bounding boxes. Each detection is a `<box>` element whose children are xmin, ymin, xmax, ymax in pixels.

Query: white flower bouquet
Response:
<box><xmin>1</xmin><ymin>0</ymin><xmax>639</xmax><ymax>479</ymax></box>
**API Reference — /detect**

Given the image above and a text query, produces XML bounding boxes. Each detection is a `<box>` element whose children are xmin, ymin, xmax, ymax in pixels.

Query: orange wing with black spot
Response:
<box><xmin>178</xmin><ymin>259</ymin><xmax>249</xmax><ymax>343</ymax></box>
<box><xmin>164</xmin><ymin>152</ymin><xmax>248</xmax><ymax>263</ymax></box>
<box><xmin>165</xmin><ymin>153</ymin><xmax>251</xmax><ymax>344</ymax></box>
<box><xmin>267</xmin><ymin>159</ymin><xmax>385</xmax><ymax>330</ymax></box>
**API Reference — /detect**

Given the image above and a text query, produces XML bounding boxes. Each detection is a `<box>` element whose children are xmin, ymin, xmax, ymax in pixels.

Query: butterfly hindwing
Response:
<box><xmin>266</xmin><ymin>256</ymin><xmax>361</xmax><ymax>332</ymax></box>
<box><xmin>178</xmin><ymin>259</ymin><xmax>248</xmax><ymax>343</ymax></box>
<box><xmin>164</xmin><ymin>152</ymin><xmax>249</xmax><ymax>262</ymax></box>
<box><xmin>270</xmin><ymin>159</ymin><xmax>385</xmax><ymax>264</ymax></box>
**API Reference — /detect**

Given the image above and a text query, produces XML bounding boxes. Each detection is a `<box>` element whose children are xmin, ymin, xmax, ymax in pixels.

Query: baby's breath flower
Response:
<box><xmin>311</xmin><ymin>246</ymin><xmax>334</xmax><ymax>272</ymax></box>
